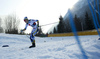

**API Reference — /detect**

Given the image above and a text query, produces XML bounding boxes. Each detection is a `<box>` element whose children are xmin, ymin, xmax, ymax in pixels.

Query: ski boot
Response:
<box><xmin>29</xmin><ymin>41</ymin><xmax>36</xmax><ymax>48</ymax></box>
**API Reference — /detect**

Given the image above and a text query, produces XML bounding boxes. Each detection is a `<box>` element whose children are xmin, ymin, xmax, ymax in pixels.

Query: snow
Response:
<box><xmin>0</xmin><ymin>33</ymin><xmax>100</xmax><ymax>59</ymax></box>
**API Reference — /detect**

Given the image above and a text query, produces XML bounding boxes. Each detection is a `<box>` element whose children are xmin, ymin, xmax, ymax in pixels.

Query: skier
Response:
<box><xmin>21</xmin><ymin>17</ymin><xmax>39</xmax><ymax>48</ymax></box>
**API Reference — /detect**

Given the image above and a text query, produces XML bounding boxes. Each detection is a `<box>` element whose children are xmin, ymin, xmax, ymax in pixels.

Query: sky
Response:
<box><xmin>0</xmin><ymin>0</ymin><xmax>79</xmax><ymax>33</ymax></box>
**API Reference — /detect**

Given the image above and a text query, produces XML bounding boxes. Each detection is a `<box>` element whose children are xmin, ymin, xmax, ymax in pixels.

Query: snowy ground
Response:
<box><xmin>0</xmin><ymin>33</ymin><xmax>100</xmax><ymax>59</ymax></box>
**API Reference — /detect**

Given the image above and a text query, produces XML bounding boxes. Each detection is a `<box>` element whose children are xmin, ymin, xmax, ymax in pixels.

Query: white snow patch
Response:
<box><xmin>0</xmin><ymin>33</ymin><xmax>100</xmax><ymax>59</ymax></box>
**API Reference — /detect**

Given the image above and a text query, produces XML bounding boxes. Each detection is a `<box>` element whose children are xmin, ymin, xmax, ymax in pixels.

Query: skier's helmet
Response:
<box><xmin>24</xmin><ymin>17</ymin><xmax>28</xmax><ymax>22</ymax></box>
<box><xmin>33</xmin><ymin>22</ymin><xmax>36</xmax><ymax>25</ymax></box>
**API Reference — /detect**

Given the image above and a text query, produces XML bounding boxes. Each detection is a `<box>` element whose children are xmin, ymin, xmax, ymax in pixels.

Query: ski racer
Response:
<box><xmin>21</xmin><ymin>17</ymin><xmax>39</xmax><ymax>48</ymax></box>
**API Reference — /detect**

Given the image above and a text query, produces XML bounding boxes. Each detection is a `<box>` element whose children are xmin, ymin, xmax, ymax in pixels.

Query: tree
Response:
<box><xmin>85</xmin><ymin>12</ymin><xmax>94</xmax><ymax>30</ymax></box>
<box><xmin>74</xmin><ymin>14</ymin><xmax>82</xmax><ymax>31</ymax></box>
<box><xmin>5</xmin><ymin>14</ymin><xmax>20</xmax><ymax>34</ymax></box>
<box><xmin>0</xmin><ymin>17</ymin><xmax>1</xmax><ymax>27</ymax></box>
<box><xmin>0</xmin><ymin>17</ymin><xmax>3</xmax><ymax>33</ymax></box>
<box><xmin>65</xmin><ymin>19</ymin><xmax>72</xmax><ymax>33</ymax></box>
<box><xmin>53</xmin><ymin>27</ymin><xmax>57</xmax><ymax>33</ymax></box>
<box><xmin>57</xmin><ymin>15</ymin><xmax>66</xmax><ymax>33</ymax></box>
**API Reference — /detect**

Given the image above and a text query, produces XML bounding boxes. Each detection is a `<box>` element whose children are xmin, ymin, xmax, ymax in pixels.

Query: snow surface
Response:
<box><xmin>0</xmin><ymin>33</ymin><xmax>100</xmax><ymax>59</ymax></box>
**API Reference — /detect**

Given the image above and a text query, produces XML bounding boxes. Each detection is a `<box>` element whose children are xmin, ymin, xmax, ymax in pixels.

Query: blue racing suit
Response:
<box><xmin>24</xmin><ymin>19</ymin><xmax>39</xmax><ymax>43</ymax></box>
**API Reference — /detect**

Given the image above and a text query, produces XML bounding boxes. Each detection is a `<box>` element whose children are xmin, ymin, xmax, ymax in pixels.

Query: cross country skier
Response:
<box><xmin>21</xmin><ymin>17</ymin><xmax>39</xmax><ymax>48</ymax></box>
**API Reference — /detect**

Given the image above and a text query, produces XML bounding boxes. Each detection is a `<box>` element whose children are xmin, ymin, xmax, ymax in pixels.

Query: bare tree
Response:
<box><xmin>0</xmin><ymin>17</ymin><xmax>1</xmax><ymax>27</ymax></box>
<box><xmin>0</xmin><ymin>17</ymin><xmax>3</xmax><ymax>33</ymax></box>
<box><xmin>5</xmin><ymin>14</ymin><xmax>20</xmax><ymax>34</ymax></box>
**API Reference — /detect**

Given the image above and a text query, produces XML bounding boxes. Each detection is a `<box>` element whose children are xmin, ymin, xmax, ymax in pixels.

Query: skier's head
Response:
<box><xmin>24</xmin><ymin>17</ymin><xmax>28</xmax><ymax>23</ymax></box>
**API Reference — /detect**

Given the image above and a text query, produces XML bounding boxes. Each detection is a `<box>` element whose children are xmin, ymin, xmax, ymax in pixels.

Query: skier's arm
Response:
<box><xmin>22</xmin><ymin>28</ymin><xmax>26</xmax><ymax>31</ymax></box>
<box><xmin>36</xmin><ymin>20</ymin><xmax>39</xmax><ymax>27</ymax></box>
<box><xmin>24</xmin><ymin>24</ymin><xmax>28</xmax><ymax>30</ymax></box>
<box><xmin>21</xmin><ymin>24</ymin><xmax>28</xmax><ymax>32</ymax></box>
<box><xmin>36</xmin><ymin>20</ymin><xmax>39</xmax><ymax>32</ymax></box>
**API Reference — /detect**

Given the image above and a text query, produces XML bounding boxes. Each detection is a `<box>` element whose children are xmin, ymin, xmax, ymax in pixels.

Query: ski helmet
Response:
<box><xmin>24</xmin><ymin>17</ymin><xmax>28</xmax><ymax>21</ymax></box>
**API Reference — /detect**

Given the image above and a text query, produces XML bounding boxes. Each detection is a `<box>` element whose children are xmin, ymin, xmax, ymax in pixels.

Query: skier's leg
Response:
<box><xmin>30</xmin><ymin>34</ymin><xmax>35</xmax><ymax>43</ymax></box>
<box><xmin>32</xmin><ymin>29</ymin><xmax>38</xmax><ymax>36</ymax></box>
<box><xmin>31</xmin><ymin>29</ymin><xmax>38</xmax><ymax>47</ymax></box>
<box><xmin>29</xmin><ymin>29</ymin><xmax>37</xmax><ymax>48</ymax></box>
<box><xmin>29</xmin><ymin>33</ymin><xmax>35</xmax><ymax>48</ymax></box>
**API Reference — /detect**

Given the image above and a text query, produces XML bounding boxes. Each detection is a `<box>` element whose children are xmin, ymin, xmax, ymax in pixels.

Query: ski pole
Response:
<box><xmin>39</xmin><ymin>21</ymin><xmax>59</xmax><ymax>27</ymax></box>
<box><xmin>25</xmin><ymin>35</ymin><xmax>30</xmax><ymax>39</ymax></box>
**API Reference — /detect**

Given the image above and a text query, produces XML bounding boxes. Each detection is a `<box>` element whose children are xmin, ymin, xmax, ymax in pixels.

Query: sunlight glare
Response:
<box><xmin>67</xmin><ymin>0</ymin><xmax>79</xmax><ymax>9</ymax></box>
